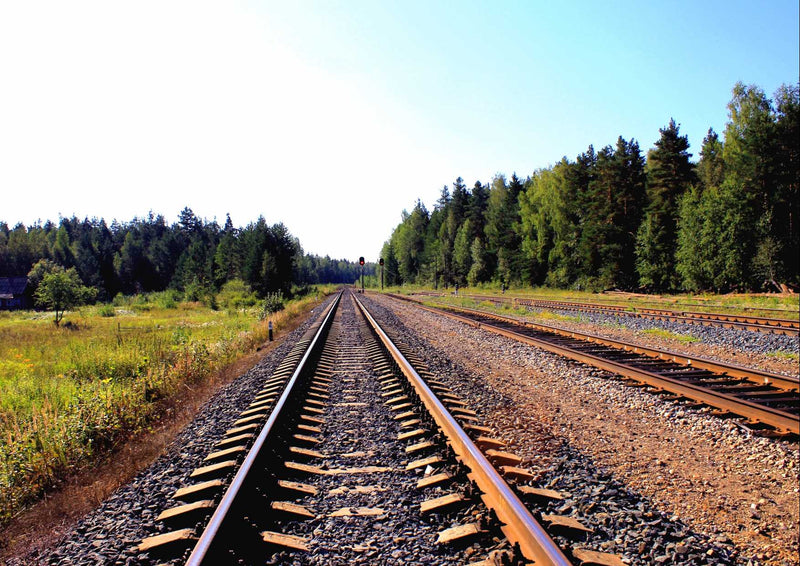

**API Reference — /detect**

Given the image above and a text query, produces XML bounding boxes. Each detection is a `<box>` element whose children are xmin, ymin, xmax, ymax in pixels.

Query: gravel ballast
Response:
<box><xmin>262</xmin><ymin>294</ymin><xmax>507</xmax><ymax>565</ymax></box>
<box><xmin>7</xmin><ymin>292</ymin><xmax>798</xmax><ymax>565</ymax></box>
<box><xmin>363</xmin><ymin>294</ymin><xmax>799</xmax><ymax>566</ymax></box>
<box><xmin>511</xmin><ymin>304</ymin><xmax>798</xmax><ymax>376</ymax></box>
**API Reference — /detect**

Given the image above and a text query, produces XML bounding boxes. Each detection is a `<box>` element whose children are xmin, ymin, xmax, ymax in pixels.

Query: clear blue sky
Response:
<box><xmin>1</xmin><ymin>1</ymin><xmax>797</xmax><ymax>261</ymax></box>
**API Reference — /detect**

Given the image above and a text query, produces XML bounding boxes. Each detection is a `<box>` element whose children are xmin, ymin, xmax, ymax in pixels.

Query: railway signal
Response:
<box><xmin>379</xmin><ymin>257</ymin><xmax>384</xmax><ymax>291</ymax></box>
<box><xmin>359</xmin><ymin>256</ymin><xmax>365</xmax><ymax>293</ymax></box>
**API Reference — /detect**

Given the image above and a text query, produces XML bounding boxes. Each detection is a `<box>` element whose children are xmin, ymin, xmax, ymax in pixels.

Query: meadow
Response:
<box><xmin>0</xmin><ymin>286</ymin><xmax>331</xmax><ymax>525</ymax></box>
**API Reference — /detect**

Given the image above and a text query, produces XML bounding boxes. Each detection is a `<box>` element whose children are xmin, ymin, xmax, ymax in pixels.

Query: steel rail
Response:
<box><xmin>415</xmin><ymin>291</ymin><xmax>799</xmax><ymax>335</ymax></box>
<box><xmin>504</xmin><ymin>297</ymin><xmax>799</xmax><ymax>335</ymax></box>
<box><xmin>185</xmin><ymin>291</ymin><xmax>342</xmax><ymax>566</ymax></box>
<box><xmin>512</xmin><ymin>298</ymin><xmax>799</xmax><ymax>334</ymax></box>
<box><xmin>389</xmin><ymin>295</ymin><xmax>798</xmax><ymax>435</ymax></box>
<box><xmin>471</xmin><ymin>305</ymin><xmax>797</xmax><ymax>391</ymax></box>
<box><xmin>353</xmin><ymin>294</ymin><xmax>572</xmax><ymax>566</ymax></box>
<box><xmin>397</xmin><ymin>294</ymin><xmax>798</xmax><ymax>392</ymax></box>
<box><xmin>416</xmin><ymin>289</ymin><xmax>797</xmax><ymax>316</ymax></box>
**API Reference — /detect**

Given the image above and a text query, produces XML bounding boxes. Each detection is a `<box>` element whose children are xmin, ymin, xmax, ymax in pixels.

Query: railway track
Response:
<box><xmin>388</xmin><ymin>294</ymin><xmax>799</xmax><ymax>437</ymax></box>
<box><xmin>411</xmin><ymin>291</ymin><xmax>800</xmax><ymax>336</ymax></box>
<box><xmin>136</xmin><ymin>290</ymin><xmax>625</xmax><ymax>565</ymax></box>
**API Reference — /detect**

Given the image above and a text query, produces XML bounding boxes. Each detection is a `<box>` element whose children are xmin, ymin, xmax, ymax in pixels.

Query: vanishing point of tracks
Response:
<box><xmin>390</xmin><ymin>294</ymin><xmax>799</xmax><ymax>438</ymax></box>
<box><xmin>137</xmin><ymin>290</ymin><xmax>621</xmax><ymax>565</ymax></box>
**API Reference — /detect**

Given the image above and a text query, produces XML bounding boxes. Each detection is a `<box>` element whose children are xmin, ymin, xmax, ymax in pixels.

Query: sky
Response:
<box><xmin>1</xmin><ymin>1</ymin><xmax>798</xmax><ymax>261</ymax></box>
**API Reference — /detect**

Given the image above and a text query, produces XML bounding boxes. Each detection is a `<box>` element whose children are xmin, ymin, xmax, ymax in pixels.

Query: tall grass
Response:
<box><xmin>0</xmin><ymin>287</ymin><xmax>330</xmax><ymax>525</ymax></box>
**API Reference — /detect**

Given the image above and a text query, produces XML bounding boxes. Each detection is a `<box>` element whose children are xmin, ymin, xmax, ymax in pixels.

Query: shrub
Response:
<box><xmin>218</xmin><ymin>279</ymin><xmax>258</xmax><ymax>310</ymax></box>
<box><xmin>260</xmin><ymin>291</ymin><xmax>285</xmax><ymax>320</ymax></box>
<box><xmin>98</xmin><ymin>305</ymin><xmax>116</xmax><ymax>317</ymax></box>
<box><xmin>154</xmin><ymin>290</ymin><xmax>180</xmax><ymax>309</ymax></box>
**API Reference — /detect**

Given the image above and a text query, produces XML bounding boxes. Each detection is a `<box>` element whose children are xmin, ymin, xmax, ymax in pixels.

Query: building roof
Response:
<box><xmin>0</xmin><ymin>277</ymin><xmax>30</xmax><ymax>296</ymax></box>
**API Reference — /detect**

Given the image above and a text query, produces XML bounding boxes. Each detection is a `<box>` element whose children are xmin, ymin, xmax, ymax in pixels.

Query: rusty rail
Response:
<box><xmin>353</xmin><ymin>294</ymin><xmax>572</xmax><ymax>565</ymax></box>
<box><xmin>184</xmin><ymin>291</ymin><xmax>342</xmax><ymax>566</ymax></box>
<box><xmin>388</xmin><ymin>294</ymin><xmax>799</xmax><ymax>436</ymax></box>
<box><xmin>413</xmin><ymin>291</ymin><xmax>800</xmax><ymax>335</ymax></box>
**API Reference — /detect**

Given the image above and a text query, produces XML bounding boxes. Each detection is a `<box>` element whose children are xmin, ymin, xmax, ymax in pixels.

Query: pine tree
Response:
<box><xmin>636</xmin><ymin>119</ymin><xmax>696</xmax><ymax>290</ymax></box>
<box><xmin>770</xmin><ymin>84</ymin><xmax>799</xmax><ymax>287</ymax></box>
<box><xmin>452</xmin><ymin>219</ymin><xmax>472</xmax><ymax>285</ymax></box>
<box><xmin>484</xmin><ymin>175</ymin><xmax>508</xmax><ymax>278</ymax></box>
<box><xmin>578</xmin><ymin>138</ymin><xmax>645</xmax><ymax>289</ymax></box>
<box><xmin>214</xmin><ymin>214</ymin><xmax>240</xmax><ymax>287</ymax></box>
<box><xmin>696</xmin><ymin>128</ymin><xmax>725</xmax><ymax>190</ymax></box>
<box><xmin>380</xmin><ymin>240</ymin><xmax>400</xmax><ymax>286</ymax></box>
<box><xmin>467</xmin><ymin>237</ymin><xmax>488</xmax><ymax>286</ymax></box>
<box><xmin>52</xmin><ymin>224</ymin><xmax>74</xmax><ymax>268</ymax></box>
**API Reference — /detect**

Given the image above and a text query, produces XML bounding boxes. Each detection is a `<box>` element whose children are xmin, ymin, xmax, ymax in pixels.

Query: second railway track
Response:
<box><xmin>412</xmin><ymin>292</ymin><xmax>800</xmax><ymax>336</ymax></box>
<box><xmin>388</xmin><ymin>293</ymin><xmax>799</xmax><ymax>437</ymax></box>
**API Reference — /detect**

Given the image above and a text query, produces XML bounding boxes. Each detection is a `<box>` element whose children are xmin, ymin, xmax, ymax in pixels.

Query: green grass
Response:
<box><xmin>641</xmin><ymin>328</ymin><xmax>699</xmax><ymax>344</ymax></box>
<box><xmin>0</xmin><ymin>287</ymin><xmax>330</xmax><ymax>526</ymax></box>
<box><xmin>531</xmin><ymin>310</ymin><xmax>581</xmax><ymax>324</ymax></box>
<box><xmin>600</xmin><ymin>321</ymin><xmax>628</xmax><ymax>330</ymax></box>
<box><xmin>767</xmin><ymin>350</ymin><xmax>799</xmax><ymax>363</ymax></box>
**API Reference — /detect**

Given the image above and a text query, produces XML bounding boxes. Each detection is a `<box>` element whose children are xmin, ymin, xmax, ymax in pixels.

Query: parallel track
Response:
<box><xmin>412</xmin><ymin>291</ymin><xmax>800</xmax><ymax>336</ymax></box>
<box><xmin>388</xmin><ymin>293</ymin><xmax>799</xmax><ymax>436</ymax></box>
<box><xmin>138</xmin><ymin>290</ymin><xmax>624</xmax><ymax>565</ymax></box>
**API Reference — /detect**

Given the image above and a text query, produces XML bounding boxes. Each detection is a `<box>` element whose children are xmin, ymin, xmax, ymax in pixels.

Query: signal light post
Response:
<box><xmin>379</xmin><ymin>257</ymin><xmax>384</xmax><ymax>291</ymax></box>
<box><xmin>359</xmin><ymin>256</ymin><xmax>365</xmax><ymax>293</ymax></box>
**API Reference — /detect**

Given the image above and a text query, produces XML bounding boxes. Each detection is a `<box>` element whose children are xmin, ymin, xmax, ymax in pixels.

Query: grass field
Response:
<box><xmin>0</xmin><ymin>287</ymin><xmax>331</xmax><ymax>525</ymax></box>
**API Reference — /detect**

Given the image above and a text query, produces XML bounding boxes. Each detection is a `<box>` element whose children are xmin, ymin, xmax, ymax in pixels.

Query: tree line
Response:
<box><xmin>0</xmin><ymin>208</ymin><xmax>366</xmax><ymax>302</ymax></box>
<box><xmin>381</xmin><ymin>82</ymin><xmax>798</xmax><ymax>292</ymax></box>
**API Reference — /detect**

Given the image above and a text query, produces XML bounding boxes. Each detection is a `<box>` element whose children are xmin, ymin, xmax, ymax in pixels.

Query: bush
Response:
<box><xmin>98</xmin><ymin>305</ymin><xmax>116</xmax><ymax>317</ymax></box>
<box><xmin>218</xmin><ymin>279</ymin><xmax>259</xmax><ymax>310</ymax></box>
<box><xmin>260</xmin><ymin>291</ymin><xmax>284</xmax><ymax>320</ymax></box>
<box><xmin>155</xmin><ymin>290</ymin><xmax>180</xmax><ymax>309</ymax></box>
<box><xmin>183</xmin><ymin>280</ymin><xmax>205</xmax><ymax>303</ymax></box>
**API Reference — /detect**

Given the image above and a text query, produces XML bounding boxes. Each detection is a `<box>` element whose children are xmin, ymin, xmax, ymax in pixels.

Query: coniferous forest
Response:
<box><xmin>0</xmin><ymin>208</ymin><xmax>366</xmax><ymax>302</ymax></box>
<box><xmin>382</xmin><ymin>82</ymin><xmax>799</xmax><ymax>293</ymax></box>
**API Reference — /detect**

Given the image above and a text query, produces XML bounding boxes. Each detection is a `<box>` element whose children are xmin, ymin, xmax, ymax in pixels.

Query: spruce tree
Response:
<box><xmin>636</xmin><ymin>119</ymin><xmax>696</xmax><ymax>290</ymax></box>
<box><xmin>696</xmin><ymin>128</ymin><xmax>725</xmax><ymax>190</ymax></box>
<box><xmin>578</xmin><ymin>138</ymin><xmax>645</xmax><ymax>289</ymax></box>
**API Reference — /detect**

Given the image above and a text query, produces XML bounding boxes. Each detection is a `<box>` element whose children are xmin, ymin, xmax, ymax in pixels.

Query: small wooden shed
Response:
<box><xmin>0</xmin><ymin>277</ymin><xmax>33</xmax><ymax>310</ymax></box>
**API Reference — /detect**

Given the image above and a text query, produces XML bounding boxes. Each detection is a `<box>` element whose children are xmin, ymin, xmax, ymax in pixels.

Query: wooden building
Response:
<box><xmin>0</xmin><ymin>277</ymin><xmax>32</xmax><ymax>310</ymax></box>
